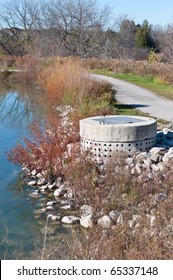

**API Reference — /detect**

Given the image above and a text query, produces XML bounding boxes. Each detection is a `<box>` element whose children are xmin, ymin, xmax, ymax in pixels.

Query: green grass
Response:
<box><xmin>93</xmin><ymin>70</ymin><xmax>173</xmax><ymax>100</ymax></box>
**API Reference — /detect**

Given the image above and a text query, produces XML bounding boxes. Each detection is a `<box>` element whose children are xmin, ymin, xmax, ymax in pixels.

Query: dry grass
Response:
<box><xmin>37</xmin><ymin>57</ymin><xmax>86</xmax><ymax>105</ymax></box>
<box><xmin>85</xmin><ymin>58</ymin><xmax>173</xmax><ymax>85</ymax></box>
<box><xmin>40</xmin><ymin>154</ymin><xmax>173</xmax><ymax>260</ymax></box>
<box><xmin>37</xmin><ymin>57</ymin><xmax>113</xmax><ymax>119</ymax></box>
<box><xmin>43</xmin><ymin>225</ymin><xmax>173</xmax><ymax>260</ymax></box>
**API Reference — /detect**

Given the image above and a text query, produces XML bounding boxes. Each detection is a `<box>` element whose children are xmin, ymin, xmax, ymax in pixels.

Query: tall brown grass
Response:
<box><xmin>37</xmin><ymin>57</ymin><xmax>113</xmax><ymax>119</ymax></box>
<box><xmin>37</xmin><ymin>57</ymin><xmax>86</xmax><ymax>105</ymax></box>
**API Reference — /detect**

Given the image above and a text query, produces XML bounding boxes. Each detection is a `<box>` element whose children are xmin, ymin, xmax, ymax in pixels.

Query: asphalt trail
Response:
<box><xmin>91</xmin><ymin>74</ymin><xmax>173</xmax><ymax>122</ymax></box>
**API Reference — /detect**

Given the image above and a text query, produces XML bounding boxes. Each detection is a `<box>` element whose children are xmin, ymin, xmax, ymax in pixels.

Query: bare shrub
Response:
<box><xmin>7</xmin><ymin>116</ymin><xmax>79</xmax><ymax>181</ymax></box>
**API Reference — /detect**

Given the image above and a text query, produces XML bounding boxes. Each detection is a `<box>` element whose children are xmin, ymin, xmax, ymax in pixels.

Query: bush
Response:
<box><xmin>7</xmin><ymin>116</ymin><xmax>79</xmax><ymax>181</ymax></box>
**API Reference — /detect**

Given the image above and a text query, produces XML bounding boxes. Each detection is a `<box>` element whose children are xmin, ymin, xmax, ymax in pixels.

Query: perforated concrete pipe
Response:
<box><xmin>80</xmin><ymin>115</ymin><xmax>157</xmax><ymax>160</ymax></box>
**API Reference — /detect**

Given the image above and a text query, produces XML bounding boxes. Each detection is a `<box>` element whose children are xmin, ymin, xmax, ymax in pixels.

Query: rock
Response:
<box><xmin>134</xmin><ymin>223</ymin><xmax>140</xmax><ymax>231</ymax></box>
<box><xmin>131</xmin><ymin>167</ymin><xmax>136</xmax><ymax>175</ymax></box>
<box><xmin>29</xmin><ymin>190</ymin><xmax>39</xmax><ymax>198</ymax></box>
<box><xmin>34</xmin><ymin>208</ymin><xmax>46</xmax><ymax>215</ymax></box>
<box><xmin>98</xmin><ymin>215</ymin><xmax>112</xmax><ymax>228</ymax></box>
<box><xmin>135</xmin><ymin>153</ymin><xmax>147</xmax><ymax>163</ymax></box>
<box><xmin>54</xmin><ymin>177</ymin><xmax>63</xmax><ymax>188</ymax></box>
<box><xmin>109</xmin><ymin>210</ymin><xmax>120</xmax><ymax>222</ymax></box>
<box><xmin>125</xmin><ymin>157</ymin><xmax>134</xmax><ymax>165</ymax></box>
<box><xmin>47</xmin><ymin>201</ymin><xmax>57</xmax><ymax>206</ymax></box>
<box><xmin>143</xmin><ymin>158</ymin><xmax>152</xmax><ymax>169</ymax></box>
<box><xmin>39</xmin><ymin>186</ymin><xmax>48</xmax><ymax>193</ymax></box>
<box><xmin>149</xmin><ymin>147</ymin><xmax>165</xmax><ymax>155</ymax></box>
<box><xmin>162</xmin><ymin>155</ymin><xmax>169</xmax><ymax>164</ymax></box>
<box><xmin>135</xmin><ymin>164</ymin><xmax>142</xmax><ymax>175</ymax></box>
<box><xmin>157</xmin><ymin>162</ymin><xmax>165</xmax><ymax>171</ymax></box>
<box><xmin>80</xmin><ymin>215</ymin><xmax>93</xmax><ymax>228</ymax></box>
<box><xmin>150</xmin><ymin>209</ymin><xmax>156</xmax><ymax>216</ymax></box>
<box><xmin>60</xmin><ymin>200</ymin><xmax>71</xmax><ymax>206</ymax></box>
<box><xmin>47</xmin><ymin>183</ymin><xmax>56</xmax><ymax>190</ymax></box>
<box><xmin>36</xmin><ymin>173</ymin><xmax>44</xmax><ymax>178</ymax></box>
<box><xmin>61</xmin><ymin>215</ymin><xmax>80</xmax><ymax>224</ymax></box>
<box><xmin>51</xmin><ymin>215</ymin><xmax>61</xmax><ymax>221</ymax></box>
<box><xmin>80</xmin><ymin>205</ymin><xmax>93</xmax><ymax>217</ymax></box>
<box><xmin>28</xmin><ymin>180</ymin><xmax>37</xmax><ymax>186</ymax></box>
<box><xmin>150</xmin><ymin>215</ymin><xmax>156</xmax><ymax>228</ymax></box>
<box><xmin>154</xmin><ymin>193</ymin><xmax>167</xmax><ymax>202</ymax></box>
<box><xmin>151</xmin><ymin>164</ymin><xmax>160</xmax><ymax>173</ymax></box>
<box><xmin>47</xmin><ymin>214</ymin><xmax>53</xmax><ymax>218</ymax></box>
<box><xmin>31</xmin><ymin>170</ymin><xmax>37</xmax><ymax>176</ymax></box>
<box><xmin>116</xmin><ymin>213</ymin><xmax>124</xmax><ymax>225</ymax></box>
<box><xmin>163</xmin><ymin>128</ymin><xmax>169</xmax><ymax>134</ymax></box>
<box><xmin>168</xmin><ymin>147</ymin><xmax>173</xmax><ymax>154</ymax></box>
<box><xmin>146</xmin><ymin>214</ymin><xmax>156</xmax><ymax>228</ymax></box>
<box><xmin>64</xmin><ymin>190</ymin><xmax>73</xmax><ymax>199</ymax></box>
<box><xmin>54</xmin><ymin>188</ymin><xmax>65</xmax><ymax>198</ymax></box>
<box><xmin>60</xmin><ymin>204</ymin><xmax>71</xmax><ymax>210</ymax></box>
<box><xmin>37</xmin><ymin>177</ymin><xmax>47</xmax><ymax>186</ymax></box>
<box><xmin>128</xmin><ymin>220</ymin><xmax>136</xmax><ymax>229</ymax></box>
<box><xmin>22</xmin><ymin>167</ymin><xmax>30</xmax><ymax>173</ymax></box>
<box><xmin>46</xmin><ymin>206</ymin><xmax>54</xmax><ymax>211</ymax></box>
<box><xmin>150</xmin><ymin>153</ymin><xmax>161</xmax><ymax>163</ymax></box>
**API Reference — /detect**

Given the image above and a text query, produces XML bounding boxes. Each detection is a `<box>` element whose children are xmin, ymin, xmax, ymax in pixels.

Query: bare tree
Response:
<box><xmin>39</xmin><ymin>0</ymin><xmax>111</xmax><ymax>56</ymax></box>
<box><xmin>155</xmin><ymin>24</ymin><xmax>173</xmax><ymax>62</ymax></box>
<box><xmin>0</xmin><ymin>0</ymin><xmax>40</xmax><ymax>55</ymax></box>
<box><xmin>0</xmin><ymin>0</ymin><xmax>40</xmax><ymax>30</ymax></box>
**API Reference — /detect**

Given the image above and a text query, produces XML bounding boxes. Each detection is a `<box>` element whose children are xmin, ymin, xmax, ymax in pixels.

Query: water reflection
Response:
<box><xmin>0</xmin><ymin>81</ymin><xmax>47</xmax><ymax>129</ymax></box>
<box><xmin>0</xmin><ymin>81</ymin><xmax>71</xmax><ymax>259</ymax></box>
<box><xmin>0</xmin><ymin>81</ymin><xmax>47</xmax><ymax>259</ymax></box>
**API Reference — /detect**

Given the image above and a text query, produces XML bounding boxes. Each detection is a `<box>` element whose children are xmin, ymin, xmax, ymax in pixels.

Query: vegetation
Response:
<box><xmin>29</xmin><ymin>153</ymin><xmax>173</xmax><ymax>260</ymax></box>
<box><xmin>1</xmin><ymin>0</ymin><xmax>173</xmax><ymax>261</ymax></box>
<box><xmin>93</xmin><ymin>70</ymin><xmax>173</xmax><ymax>100</ymax></box>
<box><xmin>0</xmin><ymin>0</ymin><xmax>172</xmax><ymax>62</ymax></box>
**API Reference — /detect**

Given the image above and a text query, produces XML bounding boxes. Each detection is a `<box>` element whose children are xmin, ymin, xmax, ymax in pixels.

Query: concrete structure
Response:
<box><xmin>80</xmin><ymin>115</ymin><xmax>157</xmax><ymax>159</ymax></box>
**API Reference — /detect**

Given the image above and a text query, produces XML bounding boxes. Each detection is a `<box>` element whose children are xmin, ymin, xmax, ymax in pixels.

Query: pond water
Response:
<box><xmin>0</xmin><ymin>81</ymin><xmax>70</xmax><ymax>259</ymax></box>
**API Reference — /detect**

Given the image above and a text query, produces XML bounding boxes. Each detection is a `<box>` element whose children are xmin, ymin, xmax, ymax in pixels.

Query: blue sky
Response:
<box><xmin>99</xmin><ymin>0</ymin><xmax>173</xmax><ymax>26</ymax></box>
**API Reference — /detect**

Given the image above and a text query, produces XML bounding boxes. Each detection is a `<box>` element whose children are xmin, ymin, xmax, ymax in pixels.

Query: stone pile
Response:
<box><xmin>23</xmin><ymin>127</ymin><xmax>173</xmax><ymax>236</ymax></box>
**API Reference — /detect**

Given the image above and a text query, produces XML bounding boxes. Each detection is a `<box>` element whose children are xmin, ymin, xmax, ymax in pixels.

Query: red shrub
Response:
<box><xmin>7</xmin><ymin>117</ymin><xmax>79</xmax><ymax>180</ymax></box>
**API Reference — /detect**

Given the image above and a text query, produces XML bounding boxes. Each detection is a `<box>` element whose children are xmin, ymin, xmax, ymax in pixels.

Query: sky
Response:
<box><xmin>0</xmin><ymin>0</ymin><xmax>173</xmax><ymax>27</ymax></box>
<box><xmin>99</xmin><ymin>0</ymin><xmax>173</xmax><ymax>26</ymax></box>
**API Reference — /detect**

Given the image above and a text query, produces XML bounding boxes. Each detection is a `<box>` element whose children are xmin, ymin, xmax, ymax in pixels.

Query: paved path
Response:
<box><xmin>91</xmin><ymin>74</ymin><xmax>173</xmax><ymax>122</ymax></box>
